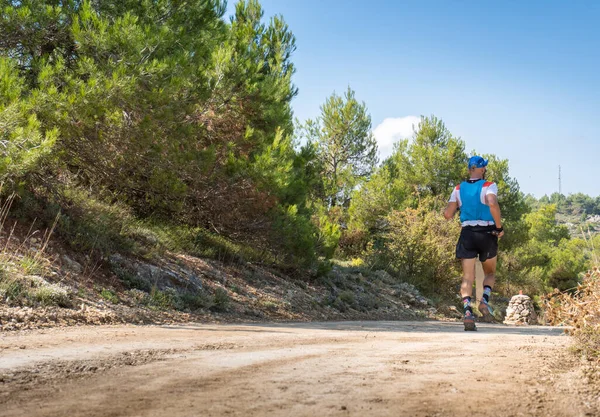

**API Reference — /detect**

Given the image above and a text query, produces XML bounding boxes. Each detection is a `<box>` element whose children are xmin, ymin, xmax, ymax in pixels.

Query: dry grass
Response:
<box><xmin>543</xmin><ymin>267</ymin><xmax>600</xmax><ymax>361</ymax></box>
<box><xmin>0</xmin><ymin>188</ymin><xmax>69</xmax><ymax>307</ymax></box>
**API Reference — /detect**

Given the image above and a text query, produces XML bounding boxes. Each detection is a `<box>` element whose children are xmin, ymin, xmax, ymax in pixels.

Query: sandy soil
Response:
<box><xmin>0</xmin><ymin>321</ymin><xmax>594</xmax><ymax>417</ymax></box>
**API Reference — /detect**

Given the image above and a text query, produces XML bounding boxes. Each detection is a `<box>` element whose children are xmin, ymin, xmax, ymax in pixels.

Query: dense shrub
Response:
<box><xmin>372</xmin><ymin>204</ymin><xmax>461</xmax><ymax>295</ymax></box>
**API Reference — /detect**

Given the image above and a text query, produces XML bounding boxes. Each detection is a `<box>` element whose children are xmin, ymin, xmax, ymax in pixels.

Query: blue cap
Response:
<box><xmin>468</xmin><ymin>156</ymin><xmax>488</xmax><ymax>169</ymax></box>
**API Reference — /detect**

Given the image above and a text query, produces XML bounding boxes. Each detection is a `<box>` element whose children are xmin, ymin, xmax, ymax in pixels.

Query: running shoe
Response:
<box><xmin>464</xmin><ymin>310</ymin><xmax>477</xmax><ymax>331</ymax></box>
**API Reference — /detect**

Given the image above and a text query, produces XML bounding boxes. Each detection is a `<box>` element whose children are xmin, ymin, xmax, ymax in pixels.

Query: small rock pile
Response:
<box><xmin>503</xmin><ymin>294</ymin><xmax>537</xmax><ymax>325</ymax></box>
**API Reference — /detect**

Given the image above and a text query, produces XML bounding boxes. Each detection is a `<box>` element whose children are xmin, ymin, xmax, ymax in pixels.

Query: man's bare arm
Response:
<box><xmin>485</xmin><ymin>194</ymin><xmax>504</xmax><ymax>237</ymax></box>
<box><xmin>444</xmin><ymin>201</ymin><xmax>459</xmax><ymax>220</ymax></box>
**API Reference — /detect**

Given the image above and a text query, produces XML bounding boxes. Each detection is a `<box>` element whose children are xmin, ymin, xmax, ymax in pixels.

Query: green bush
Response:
<box><xmin>315</xmin><ymin>214</ymin><xmax>341</xmax><ymax>259</ymax></box>
<box><xmin>0</xmin><ymin>273</ymin><xmax>72</xmax><ymax>307</ymax></box>
<box><xmin>372</xmin><ymin>204</ymin><xmax>461</xmax><ymax>296</ymax></box>
<box><xmin>259</xmin><ymin>299</ymin><xmax>279</xmax><ymax>311</ymax></box>
<box><xmin>272</xmin><ymin>204</ymin><xmax>318</xmax><ymax>266</ymax></box>
<box><xmin>19</xmin><ymin>256</ymin><xmax>44</xmax><ymax>275</ymax></box>
<box><xmin>338</xmin><ymin>290</ymin><xmax>356</xmax><ymax>305</ymax></box>
<box><xmin>179</xmin><ymin>291</ymin><xmax>213</xmax><ymax>311</ymax></box>
<box><xmin>194</xmin><ymin>229</ymin><xmax>258</xmax><ymax>264</ymax></box>
<box><xmin>56</xmin><ymin>188</ymin><xmax>135</xmax><ymax>254</ymax></box>
<box><xmin>0</xmin><ymin>277</ymin><xmax>24</xmax><ymax>302</ymax></box>
<box><xmin>331</xmin><ymin>296</ymin><xmax>348</xmax><ymax>312</ymax></box>
<box><xmin>34</xmin><ymin>284</ymin><xmax>71</xmax><ymax>307</ymax></box>
<box><xmin>315</xmin><ymin>259</ymin><xmax>333</xmax><ymax>278</ymax></box>
<box><xmin>146</xmin><ymin>287</ymin><xmax>177</xmax><ymax>310</ymax></box>
<box><xmin>358</xmin><ymin>293</ymin><xmax>380</xmax><ymax>311</ymax></box>
<box><xmin>12</xmin><ymin>187</ymin><xmax>136</xmax><ymax>255</ymax></box>
<box><xmin>211</xmin><ymin>288</ymin><xmax>230</xmax><ymax>312</ymax></box>
<box><xmin>100</xmin><ymin>288</ymin><xmax>119</xmax><ymax>304</ymax></box>
<box><xmin>547</xmin><ymin>239</ymin><xmax>589</xmax><ymax>291</ymax></box>
<box><xmin>498</xmin><ymin>235</ymin><xmax>591</xmax><ymax>296</ymax></box>
<box><xmin>114</xmin><ymin>267</ymin><xmax>151</xmax><ymax>292</ymax></box>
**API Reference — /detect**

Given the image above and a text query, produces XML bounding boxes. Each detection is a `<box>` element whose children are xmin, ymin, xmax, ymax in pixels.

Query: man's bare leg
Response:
<box><xmin>460</xmin><ymin>258</ymin><xmax>476</xmax><ymax>298</ymax></box>
<box><xmin>461</xmin><ymin>258</ymin><xmax>477</xmax><ymax>331</ymax></box>
<box><xmin>479</xmin><ymin>256</ymin><xmax>497</xmax><ymax>322</ymax></box>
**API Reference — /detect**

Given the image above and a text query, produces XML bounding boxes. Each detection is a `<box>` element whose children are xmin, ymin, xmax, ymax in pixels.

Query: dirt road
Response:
<box><xmin>0</xmin><ymin>321</ymin><xmax>593</xmax><ymax>417</ymax></box>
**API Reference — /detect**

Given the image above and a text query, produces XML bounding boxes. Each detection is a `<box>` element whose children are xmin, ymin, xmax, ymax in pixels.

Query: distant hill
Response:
<box><xmin>527</xmin><ymin>192</ymin><xmax>600</xmax><ymax>238</ymax></box>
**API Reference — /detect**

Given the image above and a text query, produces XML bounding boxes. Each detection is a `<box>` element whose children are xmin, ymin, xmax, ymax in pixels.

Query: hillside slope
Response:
<box><xmin>0</xmin><ymin>223</ymin><xmax>461</xmax><ymax>331</ymax></box>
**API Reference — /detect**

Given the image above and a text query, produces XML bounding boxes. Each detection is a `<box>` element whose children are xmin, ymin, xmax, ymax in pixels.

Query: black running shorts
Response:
<box><xmin>456</xmin><ymin>225</ymin><xmax>498</xmax><ymax>262</ymax></box>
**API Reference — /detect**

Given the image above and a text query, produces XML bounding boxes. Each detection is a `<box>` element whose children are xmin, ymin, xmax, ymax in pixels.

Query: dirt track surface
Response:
<box><xmin>0</xmin><ymin>321</ymin><xmax>593</xmax><ymax>417</ymax></box>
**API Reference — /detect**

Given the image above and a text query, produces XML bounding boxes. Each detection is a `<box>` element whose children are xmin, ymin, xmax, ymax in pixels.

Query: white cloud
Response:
<box><xmin>373</xmin><ymin>116</ymin><xmax>421</xmax><ymax>161</ymax></box>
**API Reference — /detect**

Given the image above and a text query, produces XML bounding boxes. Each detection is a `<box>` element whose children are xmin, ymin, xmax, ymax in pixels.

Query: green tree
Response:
<box><xmin>0</xmin><ymin>57</ymin><xmax>57</xmax><ymax>183</ymax></box>
<box><xmin>348</xmin><ymin>115</ymin><xmax>468</xmax><ymax>238</ymax></box>
<box><xmin>481</xmin><ymin>154</ymin><xmax>530</xmax><ymax>250</ymax></box>
<box><xmin>385</xmin><ymin>116</ymin><xmax>467</xmax><ymax>200</ymax></box>
<box><xmin>347</xmin><ymin>115</ymin><xmax>468</xmax><ymax>240</ymax></box>
<box><xmin>342</xmin><ymin>161</ymin><xmax>411</xmax><ymax>257</ymax></box>
<box><xmin>0</xmin><ymin>0</ymin><xmax>319</xmax><ymax>266</ymax></box>
<box><xmin>595</xmin><ymin>197</ymin><xmax>600</xmax><ymax>215</ymax></box>
<box><xmin>549</xmin><ymin>192</ymin><xmax>567</xmax><ymax>213</ymax></box>
<box><xmin>347</xmin><ymin>165</ymin><xmax>401</xmax><ymax>233</ymax></box>
<box><xmin>547</xmin><ymin>238</ymin><xmax>588</xmax><ymax>291</ymax></box>
<box><xmin>524</xmin><ymin>194</ymin><xmax>540</xmax><ymax>210</ymax></box>
<box><xmin>300</xmin><ymin>87</ymin><xmax>378</xmax><ymax>207</ymax></box>
<box><xmin>498</xmin><ymin>204</ymin><xmax>589</xmax><ymax>294</ymax></box>
<box><xmin>565</xmin><ymin>193</ymin><xmax>595</xmax><ymax>216</ymax></box>
<box><xmin>525</xmin><ymin>204</ymin><xmax>570</xmax><ymax>245</ymax></box>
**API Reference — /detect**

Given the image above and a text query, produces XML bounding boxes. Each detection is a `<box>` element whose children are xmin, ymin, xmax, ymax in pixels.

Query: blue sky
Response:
<box><xmin>226</xmin><ymin>1</ymin><xmax>600</xmax><ymax>198</ymax></box>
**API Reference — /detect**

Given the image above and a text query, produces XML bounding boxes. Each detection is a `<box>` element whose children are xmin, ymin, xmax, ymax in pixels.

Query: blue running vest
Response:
<box><xmin>459</xmin><ymin>180</ymin><xmax>495</xmax><ymax>223</ymax></box>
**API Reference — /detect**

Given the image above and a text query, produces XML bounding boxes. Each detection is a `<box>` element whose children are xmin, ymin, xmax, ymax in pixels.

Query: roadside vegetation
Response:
<box><xmin>544</xmin><ymin>266</ymin><xmax>600</xmax><ymax>377</ymax></box>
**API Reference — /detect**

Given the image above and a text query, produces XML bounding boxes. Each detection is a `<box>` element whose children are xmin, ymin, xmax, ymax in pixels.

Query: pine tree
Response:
<box><xmin>0</xmin><ymin>0</ymin><xmax>318</xmax><ymax>265</ymax></box>
<box><xmin>300</xmin><ymin>87</ymin><xmax>378</xmax><ymax>208</ymax></box>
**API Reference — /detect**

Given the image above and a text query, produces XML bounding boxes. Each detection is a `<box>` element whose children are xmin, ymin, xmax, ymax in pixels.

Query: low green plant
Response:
<box><xmin>338</xmin><ymin>290</ymin><xmax>356</xmax><ymax>305</ymax></box>
<box><xmin>0</xmin><ymin>277</ymin><xmax>24</xmax><ymax>302</ymax></box>
<box><xmin>21</xmin><ymin>187</ymin><xmax>137</xmax><ymax>256</ymax></box>
<box><xmin>115</xmin><ymin>268</ymin><xmax>151</xmax><ymax>292</ymax></box>
<box><xmin>295</xmin><ymin>280</ymin><xmax>307</xmax><ymax>290</ymax></box>
<box><xmin>331</xmin><ymin>297</ymin><xmax>348</xmax><ymax>312</ymax></box>
<box><xmin>315</xmin><ymin>259</ymin><xmax>333</xmax><ymax>278</ymax></box>
<box><xmin>126</xmin><ymin>288</ymin><xmax>150</xmax><ymax>305</ymax></box>
<box><xmin>146</xmin><ymin>286</ymin><xmax>177</xmax><ymax>310</ymax></box>
<box><xmin>260</xmin><ymin>299</ymin><xmax>279</xmax><ymax>311</ymax></box>
<box><xmin>211</xmin><ymin>288</ymin><xmax>230</xmax><ymax>312</ymax></box>
<box><xmin>19</xmin><ymin>255</ymin><xmax>43</xmax><ymax>275</ymax></box>
<box><xmin>100</xmin><ymin>288</ymin><xmax>119</xmax><ymax>304</ymax></box>
<box><xmin>357</xmin><ymin>293</ymin><xmax>379</xmax><ymax>310</ymax></box>
<box><xmin>229</xmin><ymin>284</ymin><xmax>243</xmax><ymax>295</ymax></box>
<box><xmin>127</xmin><ymin>221</ymin><xmax>279</xmax><ymax>266</ymax></box>
<box><xmin>179</xmin><ymin>291</ymin><xmax>212</xmax><ymax>311</ymax></box>
<box><xmin>0</xmin><ymin>272</ymin><xmax>72</xmax><ymax>307</ymax></box>
<box><xmin>34</xmin><ymin>284</ymin><xmax>71</xmax><ymax>307</ymax></box>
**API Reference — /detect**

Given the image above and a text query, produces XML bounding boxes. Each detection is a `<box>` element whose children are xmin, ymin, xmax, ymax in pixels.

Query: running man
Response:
<box><xmin>443</xmin><ymin>156</ymin><xmax>504</xmax><ymax>331</ymax></box>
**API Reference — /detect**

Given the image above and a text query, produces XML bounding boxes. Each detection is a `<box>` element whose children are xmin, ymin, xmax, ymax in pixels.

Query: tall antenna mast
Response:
<box><xmin>558</xmin><ymin>165</ymin><xmax>562</xmax><ymax>195</ymax></box>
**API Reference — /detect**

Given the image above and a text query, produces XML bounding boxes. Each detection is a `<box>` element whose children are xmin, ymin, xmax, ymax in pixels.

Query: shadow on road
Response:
<box><xmin>162</xmin><ymin>320</ymin><xmax>569</xmax><ymax>336</ymax></box>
